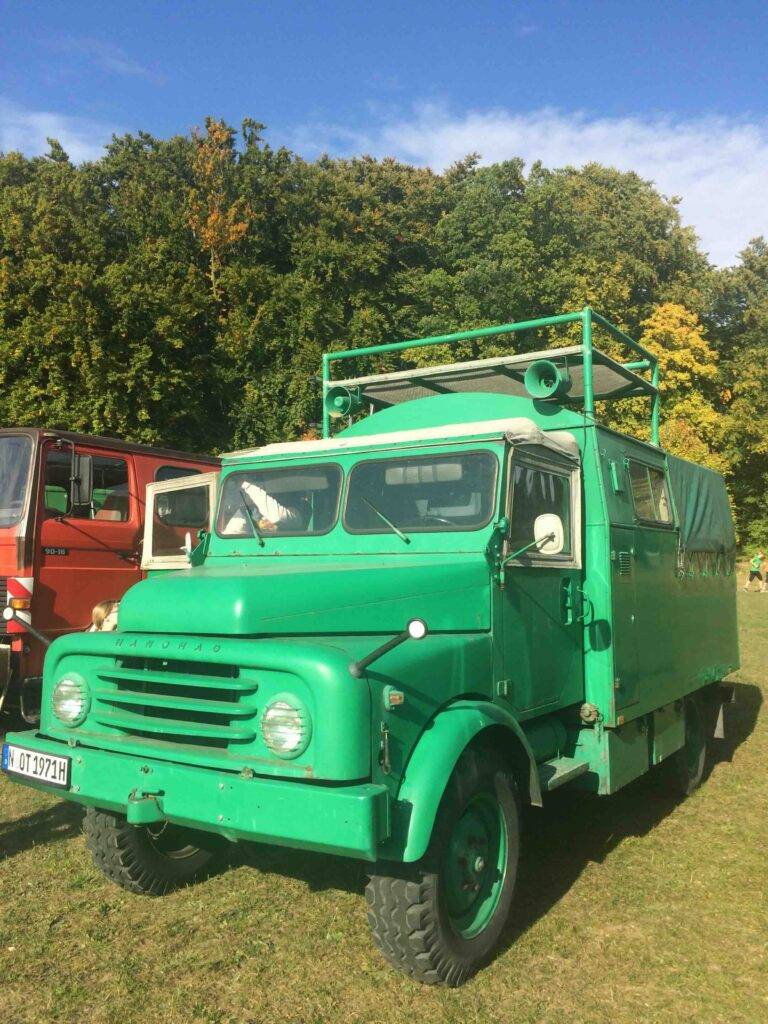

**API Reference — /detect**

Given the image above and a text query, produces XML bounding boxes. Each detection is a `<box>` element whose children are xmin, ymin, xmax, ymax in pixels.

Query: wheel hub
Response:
<box><xmin>443</xmin><ymin>792</ymin><xmax>507</xmax><ymax>938</ymax></box>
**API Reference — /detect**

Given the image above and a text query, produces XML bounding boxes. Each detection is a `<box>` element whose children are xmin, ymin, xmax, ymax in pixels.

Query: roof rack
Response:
<box><xmin>321</xmin><ymin>308</ymin><xmax>660</xmax><ymax>445</ymax></box>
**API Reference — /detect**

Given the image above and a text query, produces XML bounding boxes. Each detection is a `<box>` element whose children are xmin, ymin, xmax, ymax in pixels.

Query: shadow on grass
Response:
<box><xmin>232</xmin><ymin>840</ymin><xmax>368</xmax><ymax>895</ymax></box>
<box><xmin>0</xmin><ymin>800</ymin><xmax>84</xmax><ymax>862</ymax></box>
<box><xmin>230</xmin><ymin>682</ymin><xmax>762</xmax><ymax>935</ymax></box>
<box><xmin>706</xmin><ymin>681</ymin><xmax>762</xmax><ymax>770</ymax></box>
<box><xmin>501</xmin><ymin>680</ymin><xmax>762</xmax><ymax>952</ymax></box>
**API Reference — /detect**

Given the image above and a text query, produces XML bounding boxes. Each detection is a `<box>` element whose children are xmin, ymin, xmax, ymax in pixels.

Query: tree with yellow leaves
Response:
<box><xmin>607</xmin><ymin>303</ymin><xmax>728</xmax><ymax>474</ymax></box>
<box><xmin>187</xmin><ymin>118</ymin><xmax>252</xmax><ymax>301</ymax></box>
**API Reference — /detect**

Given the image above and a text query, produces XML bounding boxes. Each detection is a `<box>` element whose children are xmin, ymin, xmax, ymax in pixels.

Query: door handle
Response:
<box><xmin>576</xmin><ymin>586</ymin><xmax>594</xmax><ymax>625</ymax></box>
<box><xmin>561</xmin><ymin>580</ymin><xmax>592</xmax><ymax>626</ymax></box>
<box><xmin>561</xmin><ymin>579</ymin><xmax>574</xmax><ymax>625</ymax></box>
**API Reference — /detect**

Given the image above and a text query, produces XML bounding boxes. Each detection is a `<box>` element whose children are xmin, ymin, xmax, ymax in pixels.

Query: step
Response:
<box><xmin>538</xmin><ymin>756</ymin><xmax>590</xmax><ymax>791</ymax></box>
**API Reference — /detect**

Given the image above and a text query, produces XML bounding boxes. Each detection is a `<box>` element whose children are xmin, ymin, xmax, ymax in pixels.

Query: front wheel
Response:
<box><xmin>84</xmin><ymin>808</ymin><xmax>225</xmax><ymax>896</ymax></box>
<box><xmin>366</xmin><ymin>745</ymin><xmax>520</xmax><ymax>986</ymax></box>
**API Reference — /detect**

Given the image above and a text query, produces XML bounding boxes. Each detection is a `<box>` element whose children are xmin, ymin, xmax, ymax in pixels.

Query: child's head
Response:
<box><xmin>91</xmin><ymin>599</ymin><xmax>119</xmax><ymax>632</ymax></box>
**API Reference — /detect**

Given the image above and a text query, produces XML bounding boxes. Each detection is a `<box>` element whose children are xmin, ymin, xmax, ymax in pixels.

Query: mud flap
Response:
<box><xmin>0</xmin><ymin>645</ymin><xmax>11</xmax><ymax>715</ymax></box>
<box><xmin>713</xmin><ymin>684</ymin><xmax>736</xmax><ymax>740</ymax></box>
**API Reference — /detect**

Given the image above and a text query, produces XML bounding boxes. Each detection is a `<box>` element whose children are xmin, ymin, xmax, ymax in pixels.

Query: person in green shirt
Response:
<box><xmin>744</xmin><ymin>550</ymin><xmax>766</xmax><ymax>592</ymax></box>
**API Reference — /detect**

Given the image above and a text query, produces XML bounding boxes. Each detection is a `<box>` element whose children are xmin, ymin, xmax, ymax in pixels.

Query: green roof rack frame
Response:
<box><xmin>321</xmin><ymin>307</ymin><xmax>660</xmax><ymax>445</ymax></box>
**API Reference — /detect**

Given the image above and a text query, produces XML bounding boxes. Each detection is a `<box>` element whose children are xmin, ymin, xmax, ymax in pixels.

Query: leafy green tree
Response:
<box><xmin>1</xmin><ymin>118</ymin><xmax>762</xmax><ymax>540</ymax></box>
<box><xmin>709</xmin><ymin>239</ymin><xmax>768</xmax><ymax>545</ymax></box>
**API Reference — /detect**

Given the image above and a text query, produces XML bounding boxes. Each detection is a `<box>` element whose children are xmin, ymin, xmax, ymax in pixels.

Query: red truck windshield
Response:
<box><xmin>0</xmin><ymin>435</ymin><xmax>33</xmax><ymax>528</ymax></box>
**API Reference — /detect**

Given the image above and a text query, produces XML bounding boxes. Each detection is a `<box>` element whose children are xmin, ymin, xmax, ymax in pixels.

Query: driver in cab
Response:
<box><xmin>221</xmin><ymin>480</ymin><xmax>304</xmax><ymax>536</ymax></box>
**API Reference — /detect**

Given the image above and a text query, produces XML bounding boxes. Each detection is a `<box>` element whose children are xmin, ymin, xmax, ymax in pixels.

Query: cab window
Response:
<box><xmin>508</xmin><ymin>460</ymin><xmax>572</xmax><ymax>556</ymax></box>
<box><xmin>91</xmin><ymin>457</ymin><xmax>130</xmax><ymax>521</ymax></box>
<box><xmin>156</xmin><ymin>465</ymin><xmax>201</xmax><ymax>483</ymax></box>
<box><xmin>217</xmin><ymin>464</ymin><xmax>342</xmax><ymax>537</ymax></box>
<box><xmin>345</xmin><ymin>451</ymin><xmax>498</xmax><ymax>534</ymax></box>
<box><xmin>44</xmin><ymin>452</ymin><xmax>130</xmax><ymax>522</ymax></box>
<box><xmin>628</xmin><ymin>461</ymin><xmax>672</xmax><ymax>524</ymax></box>
<box><xmin>155</xmin><ymin>486</ymin><xmax>208</xmax><ymax>528</ymax></box>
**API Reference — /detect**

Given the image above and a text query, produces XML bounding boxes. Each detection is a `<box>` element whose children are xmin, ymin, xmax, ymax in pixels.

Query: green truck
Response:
<box><xmin>2</xmin><ymin>309</ymin><xmax>738</xmax><ymax>986</ymax></box>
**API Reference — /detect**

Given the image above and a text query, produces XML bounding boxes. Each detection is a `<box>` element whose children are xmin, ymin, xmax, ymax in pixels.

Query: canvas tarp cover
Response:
<box><xmin>667</xmin><ymin>455</ymin><xmax>735</xmax><ymax>552</ymax></box>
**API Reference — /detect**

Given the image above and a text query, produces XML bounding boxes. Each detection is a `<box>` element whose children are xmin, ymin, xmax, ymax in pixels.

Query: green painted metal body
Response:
<box><xmin>4</xmin><ymin>310</ymin><xmax>738</xmax><ymax>866</ymax></box>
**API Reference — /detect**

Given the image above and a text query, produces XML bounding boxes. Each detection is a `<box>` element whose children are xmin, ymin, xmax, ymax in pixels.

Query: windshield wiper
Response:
<box><xmin>360</xmin><ymin>496</ymin><xmax>410</xmax><ymax>545</ymax></box>
<box><xmin>239</xmin><ymin>487</ymin><xmax>266</xmax><ymax>547</ymax></box>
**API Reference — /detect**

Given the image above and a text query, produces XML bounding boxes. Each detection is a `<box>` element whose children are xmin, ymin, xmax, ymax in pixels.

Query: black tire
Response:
<box><xmin>660</xmin><ymin>695</ymin><xmax>707</xmax><ymax>797</ymax></box>
<box><xmin>84</xmin><ymin>807</ymin><xmax>224</xmax><ymax>896</ymax></box>
<box><xmin>366</xmin><ymin>745</ymin><xmax>520</xmax><ymax>986</ymax></box>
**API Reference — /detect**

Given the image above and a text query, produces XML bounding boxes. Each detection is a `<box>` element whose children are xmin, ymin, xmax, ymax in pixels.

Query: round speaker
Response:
<box><xmin>324</xmin><ymin>385</ymin><xmax>363</xmax><ymax>418</ymax></box>
<box><xmin>523</xmin><ymin>359</ymin><xmax>570</xmax><ymax>400</ymax></box>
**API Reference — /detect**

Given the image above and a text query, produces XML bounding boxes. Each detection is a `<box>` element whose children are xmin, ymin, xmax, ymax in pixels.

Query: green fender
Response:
<box><xmin>383</xmin><ymin>700</ymin><xmax>542</xmax><ymax>864</ymax></box>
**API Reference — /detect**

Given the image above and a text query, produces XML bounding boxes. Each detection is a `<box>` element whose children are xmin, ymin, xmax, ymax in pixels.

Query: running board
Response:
<box><xmin>538</xmin><ymin>756</ymin><xmax>590</xmax><ymax>791</ymax></box>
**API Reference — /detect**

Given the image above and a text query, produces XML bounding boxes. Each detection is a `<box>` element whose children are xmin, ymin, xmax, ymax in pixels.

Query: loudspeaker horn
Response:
<box><xmin>324</xmin><ymin>385</ymin><xmax>364</xmax><ymax>418</ymax></box>
<box><xmin>523</xmin><ymin>359</ymin><xmax>571</xmax><ymax>400</ymax></box>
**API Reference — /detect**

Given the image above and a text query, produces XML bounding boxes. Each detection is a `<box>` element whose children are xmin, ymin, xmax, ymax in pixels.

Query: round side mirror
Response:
<box><xmin>407</xmin><ymin>618</ymin><xmax>428</xmax><ymax>640</ymax></box>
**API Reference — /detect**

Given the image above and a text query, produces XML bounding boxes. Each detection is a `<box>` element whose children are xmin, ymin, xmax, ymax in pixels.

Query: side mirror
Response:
<box><xmin>71</xmin><ymin>453</ymin><xmax>92</xmax><ymax>510</ymax></box>
<box><xmin>534</xmin><ymin>513</ymin><xmax>565</xmax><ymax>555</ymax></box>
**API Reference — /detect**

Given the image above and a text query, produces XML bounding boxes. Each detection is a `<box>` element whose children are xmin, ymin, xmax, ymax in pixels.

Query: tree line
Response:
<box><xmin>0</xmin><ymin>118</ymin><xmax>765</xmax><ymax>545</ymax></box>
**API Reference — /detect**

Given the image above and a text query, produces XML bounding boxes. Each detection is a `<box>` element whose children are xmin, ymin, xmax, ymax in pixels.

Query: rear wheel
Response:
<box><xmin>84</xmin><ymin>807</ymin><xmax>224</xmax><ymax>896</ymax></box>
<box><xmin>661</xmin><ymin>695</ymin><xmax>706</xmax><ymax>797</ymax></box>
<box><xmin>366</xmin><ymin>745</ymin><xmax>519</xmax><ymax>986</ymax></box>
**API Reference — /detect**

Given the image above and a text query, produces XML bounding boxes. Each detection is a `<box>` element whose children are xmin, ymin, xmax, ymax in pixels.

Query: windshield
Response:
<box><xmin>345</xmin><ymin>451</ymin><xmax>498</xmax><ymax>533</ymax></box>
<box><xmin>0</xmin><ymin>435</ymin><xmax>33</xmax><ymax>528</ymax></box>
<box><xmin>217</xmin><ymin>464</ymin><xmax>342</xmax><ymax>538</ymax></box>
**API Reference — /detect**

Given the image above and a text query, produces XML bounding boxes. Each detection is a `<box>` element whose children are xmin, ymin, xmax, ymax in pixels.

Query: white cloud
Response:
<box><xmin>46</xmin><ymin>37</ymin><xmax>163</xmax><ymax>83</ymax></box>
<box><xmin>0</xmin><ymin>97</ymin><xmax>117</xmax><ymax>163</ymax></box>
<box><xmin>292</xmin><ymin>104</ymin><xmax>768</xmax><ymax>267</ymax></box>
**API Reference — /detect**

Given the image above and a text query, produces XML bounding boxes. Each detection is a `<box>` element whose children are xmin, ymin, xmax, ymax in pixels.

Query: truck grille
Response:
<box><xmin>92</xmin><ymin>656</ymin><xmax>259</xmax><ymax>748</ymax></box>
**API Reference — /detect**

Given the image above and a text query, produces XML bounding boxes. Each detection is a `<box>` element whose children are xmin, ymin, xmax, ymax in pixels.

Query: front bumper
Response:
<box><xmin>2</xmin><ymin>730</ymin><xmax>390</xmax><ymax>861</ymax></box>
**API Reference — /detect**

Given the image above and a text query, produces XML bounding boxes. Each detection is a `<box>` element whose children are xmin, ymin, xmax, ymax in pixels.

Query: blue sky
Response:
<box><xmin>2</xmin><ymin>0</ymin><xmax>767</xmax><ymax>265</ymax></box>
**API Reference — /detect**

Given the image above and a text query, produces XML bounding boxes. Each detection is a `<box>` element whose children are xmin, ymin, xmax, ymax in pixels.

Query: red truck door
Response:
<box><xmin>36</xmin><ymin>445</ymin><xmax>143</xmax><ymax>639</ymax></box>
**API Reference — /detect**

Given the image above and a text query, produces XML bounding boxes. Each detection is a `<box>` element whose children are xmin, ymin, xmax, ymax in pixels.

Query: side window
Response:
<box><xmin>509</xmin><ymin>460</ymin><xmax>572</xmax><ymax>556</ymax></box>
<box><xmin>156</xmin><ymin>486</ymin><xmax>208</xmax><ymax>528</ymax></box>
<box><xmin>44</xmin><ymin>452</ymin><xmax>72</xmax><ymax>516</ymax></box>
<box><xmin>44</xmin><ymin>452</ymin><xmax>130</xmax><ymax>521</ymax></box>
<box><xmin>156</xmin><ymin>465</ymin><xmax>201</xmax><ymax>483</ymax></box>
<box><xmin>628</xmin><ymin>461</ymin><xmax>672</xmax><ymax>524</ymax></box>
<box><xmin>91</xmin><ymin>457</ymin><xmax>130</xmax><ymax>522</ymax></box>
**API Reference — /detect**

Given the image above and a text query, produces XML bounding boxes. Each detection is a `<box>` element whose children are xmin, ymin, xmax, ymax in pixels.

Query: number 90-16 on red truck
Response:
<box><xmin>2</xmin><ymin>309</ymin><xmax>738</xmax><ymax>986</ymax></box>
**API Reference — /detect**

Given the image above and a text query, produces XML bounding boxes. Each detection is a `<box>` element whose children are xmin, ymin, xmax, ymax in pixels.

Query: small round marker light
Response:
<box><xmin>407</xmin><ymin>618</ymin><xmax>428</xmax><ymax>640</ymax></box>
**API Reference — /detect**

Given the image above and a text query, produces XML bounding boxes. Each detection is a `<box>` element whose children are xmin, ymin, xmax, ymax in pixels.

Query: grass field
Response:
<box><xmin>1</xmin><ymin>592</ymin><xmax>766</xmax><ymax>1024</ymax></box>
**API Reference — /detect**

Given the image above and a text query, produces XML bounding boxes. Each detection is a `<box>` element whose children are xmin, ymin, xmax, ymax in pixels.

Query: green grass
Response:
<box><xmin>1</xmin><ymin>593</ymin><xmax>766</xmax><ymax>1024</ymax></box>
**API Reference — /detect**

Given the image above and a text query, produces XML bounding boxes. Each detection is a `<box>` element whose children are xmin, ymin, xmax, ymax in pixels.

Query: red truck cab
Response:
<box><xmin>0</xmin><ymin>429</ymin><xmax>219</xmax><ymax>723</ymax></box>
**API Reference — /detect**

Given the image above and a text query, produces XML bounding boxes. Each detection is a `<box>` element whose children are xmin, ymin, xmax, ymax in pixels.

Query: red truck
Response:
<box><xmin>0</xmin><ymin>428</ymin><xmax>219</xmax><ymax>724</ymax></box>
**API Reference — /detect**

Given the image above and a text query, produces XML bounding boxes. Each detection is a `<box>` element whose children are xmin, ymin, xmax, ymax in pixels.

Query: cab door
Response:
<box><xmin>141</xmin><ymin>473</ymin><xmax>218</xmax><ymax>571</ymax></box>
<box><xmin>500</xmin><ymin>448</ymin><xmax>584</xmax><ymax>714</ymax></box>
<box><xmin>36</xmin><ymin>446</ymin><xmax>143</xmax><ymax>638</ymax></box>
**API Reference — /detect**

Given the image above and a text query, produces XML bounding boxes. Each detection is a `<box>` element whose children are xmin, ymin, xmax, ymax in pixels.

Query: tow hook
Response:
<box><xmin>126</xmin><ymin>790</ymin><xmax>165</xmax><ymax>825</ymax></box>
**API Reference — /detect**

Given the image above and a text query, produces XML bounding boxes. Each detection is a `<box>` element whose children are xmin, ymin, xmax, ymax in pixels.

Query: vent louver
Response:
<box><xmin>618</xmin><ymin>552</ymin><xmax>632</xmax><ymax>576</ymax></box>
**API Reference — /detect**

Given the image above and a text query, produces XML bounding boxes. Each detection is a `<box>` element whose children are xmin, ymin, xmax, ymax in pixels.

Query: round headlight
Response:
<box><xmin>52</xmin><ymin>675</ymin><xmax>90</xmax><ymax>726</ymax></box>
<box><xmin>261</xmin><ymin>697</ymin><xmax>311</xmax><ymax>758</ymax></box>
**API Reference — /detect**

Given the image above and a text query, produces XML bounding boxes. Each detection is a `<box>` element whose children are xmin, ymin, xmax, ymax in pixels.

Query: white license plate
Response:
<box><xmin>2</xmin><ymin>743</ymin><xmax>70</xmax><ymax>789</ymax></box>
